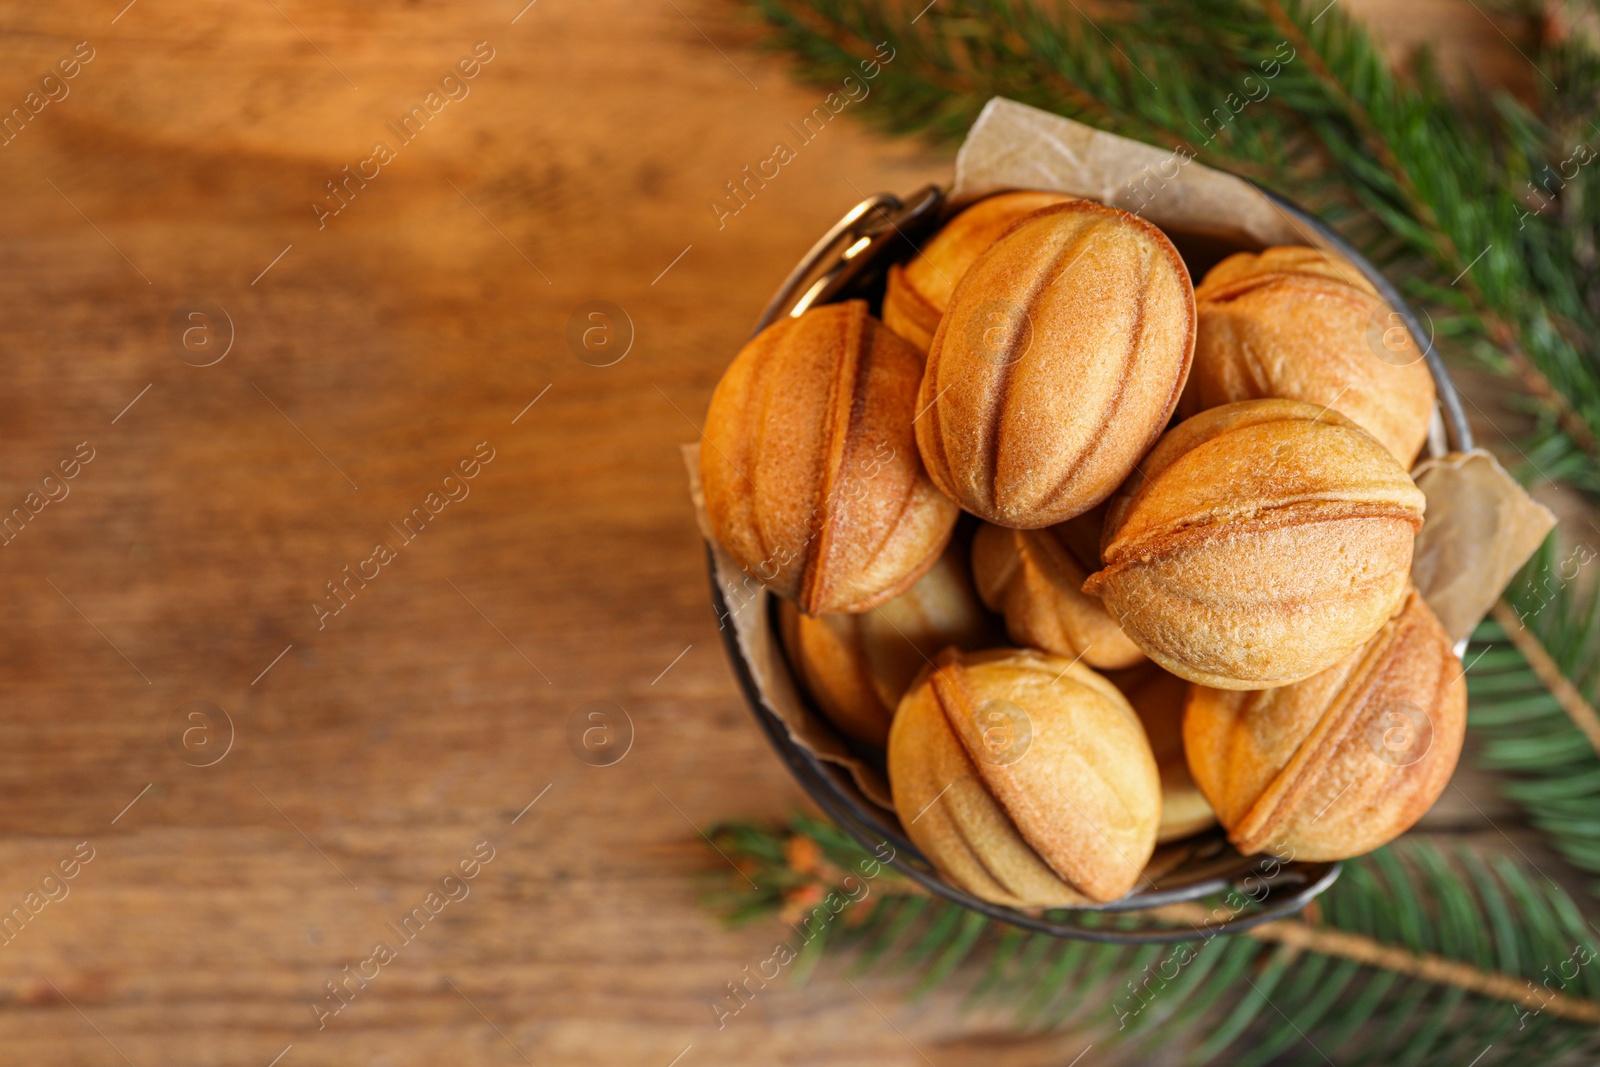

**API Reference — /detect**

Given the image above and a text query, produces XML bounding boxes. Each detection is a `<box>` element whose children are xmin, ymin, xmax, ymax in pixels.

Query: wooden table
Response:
<box><xmin>0</xmin><ymin>2</ymin><xmax>1535</xmax><ymax>1063</ymax></box>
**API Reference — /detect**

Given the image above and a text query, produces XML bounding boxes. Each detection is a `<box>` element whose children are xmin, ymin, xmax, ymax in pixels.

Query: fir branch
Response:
<box><xmin>1469</xmin><ymin>538</ymin><xmax>1600</xmax><ymax>895</ymax></box>
<box><xmin>706</xmin><ymin>816</ymin><xmax>1600</xmax><ymax>1062</ymax></box>
<box><xmin>1150</xmin><ymin>902</ymin><xmax>1600</xmax><ymax>1024</ymax></box>
<box><xmin>1490</xmin><ymin>598</ymin><xmax>1600</xmax><ymax>757</ymax></box>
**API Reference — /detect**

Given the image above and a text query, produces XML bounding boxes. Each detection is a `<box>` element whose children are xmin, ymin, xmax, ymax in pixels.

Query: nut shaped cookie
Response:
<box><xmin>1184</xmin><ymin>589</ymin><xmax>1466</xmax><ymax>860</ymax></box>
<box><xmin>701</xmin><ymin>300</ymin><xmax>960</xmax><ymax>614</ymax></box>
<box><xmin>888</xmin><ymin>648</ymin><xmax>1161</xmax><ymax>904</ymax></box>
<box><xmin>1183</xmin><ymin>246</ymin><xmax>1436</xmax><ymax>466</ymax></box>
<box><xmin>1084</xmin><ymin>399</ymin><xmax>1426</xmax><ymax>689</ymax></box>
<box><xmin>971</xmin><ymin>514</ymin><xmax>1144</xmax><ymax>670</ymax></box>
<box><xmin>915</xmin><ymin>201</ymin><xmax>1195</xmax><ymax>528</ymax></box>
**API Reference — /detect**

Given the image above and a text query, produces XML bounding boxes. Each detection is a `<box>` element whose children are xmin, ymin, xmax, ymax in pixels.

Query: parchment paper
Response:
<box><xmin>953</xmin><ymin>97</ymin><xmax>1305</xmax><ymax>247</ymax></box>
<box><xmin>1411</xmin><ymin>450</ymin><xmax>1557</xmax><ymax>642</ymax></box>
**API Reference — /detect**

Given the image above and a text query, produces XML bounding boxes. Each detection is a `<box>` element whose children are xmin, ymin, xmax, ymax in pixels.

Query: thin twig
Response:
<box><xmin>1491</xmin><ymin>599</ymin><xmax>1600</xmax><ymax>759</ymax></box>
<box><xmin>1151</xmin><ymin>900</ymin><xmax>1600</xmax><ymax>1025</ymax></box>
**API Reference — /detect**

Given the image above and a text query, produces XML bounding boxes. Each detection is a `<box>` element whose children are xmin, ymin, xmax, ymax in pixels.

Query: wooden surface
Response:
<box><xmin>0</xmin><ymin>2</ymin><xmax>1537</xmax><ymax>1064</ymax></box>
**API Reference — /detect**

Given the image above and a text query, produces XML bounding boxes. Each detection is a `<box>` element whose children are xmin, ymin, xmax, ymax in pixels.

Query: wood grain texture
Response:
<box><xmin>0</xmin><ymin>1</ymin><xmax>1543</xmax><ymax>1063</ymax></box>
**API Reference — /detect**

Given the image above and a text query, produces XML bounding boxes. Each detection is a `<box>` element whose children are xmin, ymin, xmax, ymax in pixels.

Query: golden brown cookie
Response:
<box><xmin>887</xmin><ymin>647</ymin><xmax>1161</xmax><ymax>905</ymax></box>
<box><xmin>1184</xmin><ymin>589</ymin><xmax>1465</xmax><ymax>860</ymax></box>
<box><xmin>701</xmin><ymin>300</ymin><xmax>959</xmax><ymax>614</ymax></box>
<box><xmin>915</xmin><ymin>201</ymin><xmax>1195</xmax><ymax>528</ymax></box>
<box><xmin>970</xmin><ymin>511</ymin><xmax>1144</xmax><ymax>669</ymax></box>
<box><xmin>1111</xmin><ymin>667</ymin><xmax>1216</xmax><ymax>843</ymax></box>
<box><xmin>1084</xmin><ymin>399</ymin><xmax>1426</xmax><ymax>689</ymax></box>
<box><xmin>1184</xmin><ymin>246</ymin><xmax>1436</xmax><ymax>466</ymax></box>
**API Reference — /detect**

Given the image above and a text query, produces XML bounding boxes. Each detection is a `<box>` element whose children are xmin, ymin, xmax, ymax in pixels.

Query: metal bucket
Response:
<box><xmin>711</xmin><ymin>184</ymin><xmax>1473</xmax><ymax>942</ymax></box>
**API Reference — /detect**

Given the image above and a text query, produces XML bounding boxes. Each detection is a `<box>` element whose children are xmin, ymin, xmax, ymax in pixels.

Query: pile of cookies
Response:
<box><xmin>700</xmin><ymin>191</ymin><xmax>1464</xmax><ymax>907</ymax></box>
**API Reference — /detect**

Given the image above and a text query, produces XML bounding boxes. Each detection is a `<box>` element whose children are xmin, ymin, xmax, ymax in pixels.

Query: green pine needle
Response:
<box><xmin>1469</xmin><ymin>536</ymin><xmax>1600</xmax><ymax>895</ymax></box>
<box><xmin>706</xmin><ymin>816</ymin><xmax>1600</xmax><ymax>1064</ymax></box>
